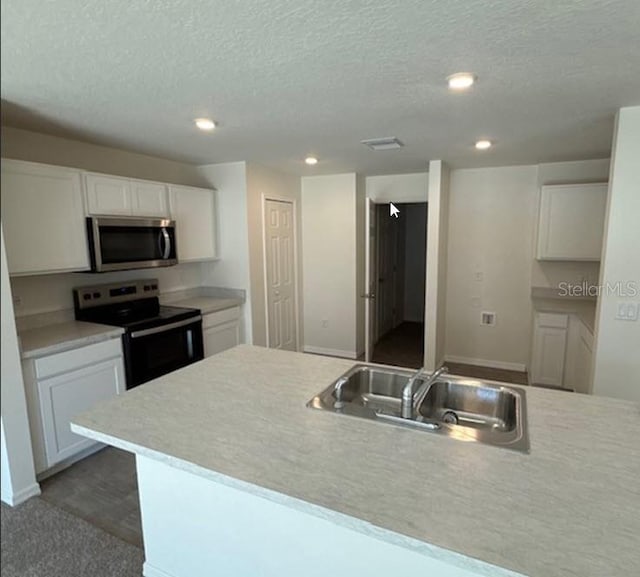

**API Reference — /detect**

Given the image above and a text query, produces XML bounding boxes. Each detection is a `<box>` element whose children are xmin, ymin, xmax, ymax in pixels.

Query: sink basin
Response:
<box><xmin>307</xmin><ymin>365</ymin><xmax>529</xmax><ymax>452</ymax></box>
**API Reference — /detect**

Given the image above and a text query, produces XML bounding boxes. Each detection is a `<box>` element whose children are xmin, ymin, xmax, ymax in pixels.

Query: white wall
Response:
<box><xmin>592</xmin><ymin>107</ymin><xmax>640</xmax><ymax>402</ymax></box>
<box><xmin>1</xmin><ymin>224</ymin><xmax>39</xmax><ymax>505</ymax></box>
<box><xmin>424</xmin><ymin>161</ymin><xmax>450</xmax><ymax>371</ymax></box>
<box><xmin>301</xmin><ymin>174</ymin><xmax>360</xmax><ymax>358</ymax></box>
<box><xmin>1</xmin><ymin>127</ymin><xmax>209</xmax><ymax>187</ymax></box>
<box><xmin>245</xmin><ymin>163</ymin><xmax>302</xmax><ymax>348</ymax></box>
<box><xmin>11</xmin><ymin>265</ymin><xmax>202</xmax><ymax>318</ymax></box>
<box><xmin>197</xmin><ymin>162</ymin><xmax>252</xmax><ymax>343</ymax></box>
<box><xmin>366</xmin><ymin>173</ymin><xmax>428</xmax><ymax>204</ymax></box>
<box><xmin>444</xmin><ymin>165</ymin><xmax>538</xmax><ymax>371</ymax></box>
<box><xmin>402</xmin><ymin>204</ymin><xmax>427</xmax><ymax>323</ymax></box>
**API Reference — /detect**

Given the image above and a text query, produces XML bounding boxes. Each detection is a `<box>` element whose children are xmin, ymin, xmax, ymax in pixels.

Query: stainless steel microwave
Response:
<box><xmin>86</xmin><ymin>216</ymin><xmax>178</xmax><ymax>272</ymax></box>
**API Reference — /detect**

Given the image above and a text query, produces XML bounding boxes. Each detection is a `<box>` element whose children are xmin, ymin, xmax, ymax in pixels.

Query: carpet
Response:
<box><xmin>1</xmin><ymin>497</ymin><xmax>144</xmax><ymax>577</ymax></box>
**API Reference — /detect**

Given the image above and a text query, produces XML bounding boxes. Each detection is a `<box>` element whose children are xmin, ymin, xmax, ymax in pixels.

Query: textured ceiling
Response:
<box><xmin>1</xmin><ymin>0</ymin><xmax>639</xmax><ymax>175</ymax></box>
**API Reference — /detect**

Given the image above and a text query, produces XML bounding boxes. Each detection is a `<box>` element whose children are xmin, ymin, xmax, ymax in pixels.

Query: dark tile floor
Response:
<box><xmin>40</xmin><ymin>447</ymin><xmax>143</xmax><ymax>548</ymax></box>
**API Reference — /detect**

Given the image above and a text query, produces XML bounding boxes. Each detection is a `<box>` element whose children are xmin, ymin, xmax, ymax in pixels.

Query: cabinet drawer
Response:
<box><xmin>536</xmin><ymin>312</ymin><xmax>568</xmax><ymax>329</ymax></box>
<box><xmin>35</xmin><ymin>338</ymin><xmax>122</xmax><ymax>379</ymax></box>
<box><xmin>202</xmin><ymin>306</ymin><xmax>241</xmax><ymax>329</ymax></box>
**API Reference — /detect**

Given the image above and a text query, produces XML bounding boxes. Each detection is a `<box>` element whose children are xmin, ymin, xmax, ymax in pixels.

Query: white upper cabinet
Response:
<box><xmin>169</xmin><ymin>185</ymin><xmax>217</xmax><ymax>262</ymax></box>
<box><xmin>85</xmin><ymin>173</ymin><xmax>132</xmax><ymax>215</ymax></box>
<box><xmin>536</xmin><ymin>183</ymin><xmax>608</xmax><ymax>261</ymax></box>
<box><xmin>85</xmin><ymin>173</ymin><xmax>169</xmax><ymax>217</ymax></box>
<box><xmin>1</xmin><ymin>159</ymin><xmax>89</xmax><ymax>275</ymax></box>
<box><xmin>130</xmin><ymin>179</ymin><xmax>169</xmax><ymax>217</ymax></box>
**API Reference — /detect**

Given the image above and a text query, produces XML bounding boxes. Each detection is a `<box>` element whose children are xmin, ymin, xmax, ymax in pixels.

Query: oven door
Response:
<box><xmin>123</xmin><ymin>317</ymin><xmax>204</xmax><ymax>389</ymax></box>
<box><xmin>88</xmin><ymin>217</ymin><xmax>178</xmax><ymax>272</ymax></box>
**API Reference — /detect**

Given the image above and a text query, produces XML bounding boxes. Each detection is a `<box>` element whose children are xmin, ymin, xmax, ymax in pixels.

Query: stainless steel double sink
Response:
<box><xmin>307</xmin><ymin>365</ymin><xmax>529</xmax><ymax>452</ymax></box>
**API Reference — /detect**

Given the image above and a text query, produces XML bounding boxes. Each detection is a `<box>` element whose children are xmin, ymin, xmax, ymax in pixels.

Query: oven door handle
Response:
<box><xmin>159</xmin><ymin>228</ymin><xmax>171</xmax><ymax>260</ymax></box>
<box><xmin>129</xmin><ymin>316</ymin><xmax>202</xmax><ymax>339</ymax></box>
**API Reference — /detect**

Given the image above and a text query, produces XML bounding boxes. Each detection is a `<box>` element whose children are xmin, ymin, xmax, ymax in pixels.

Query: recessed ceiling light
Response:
<box><xmin>447</xmin><ymin>72</ymin><xmax>476</xmax><ymax>91</ymax></box>
<box><xmin>475</xmin><ymin>139</ymin><xmax>492</xmax><ymax>150</ymax></box>
<box><xmin>305</xmin><ymin>156</ymin><xmax>318</xmax><ymax>165</ymax></box>
<box><xmin>195</xmin><ymin>118</ymin><xmax>216</xmax><ymax>131</ymax></box>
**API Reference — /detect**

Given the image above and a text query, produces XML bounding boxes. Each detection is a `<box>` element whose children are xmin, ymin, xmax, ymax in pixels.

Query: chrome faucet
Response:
<box><xmin>401</xmin><ymin>366</ymin><xmax>449</xmax><ymax>419</ymax></box>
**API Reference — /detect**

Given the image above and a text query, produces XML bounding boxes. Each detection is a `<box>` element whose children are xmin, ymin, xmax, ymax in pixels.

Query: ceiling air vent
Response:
<box><xmin>361</xmin><ymin>137</ymin><xmax>404</xmax><ymax>151</ymax></box>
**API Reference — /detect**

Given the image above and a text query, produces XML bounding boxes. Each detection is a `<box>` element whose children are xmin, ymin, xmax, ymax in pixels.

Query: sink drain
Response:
<box><xmin>442</xmin><ymin>410</ymin><xmax>459</xmax><ymax>425</ymax></box>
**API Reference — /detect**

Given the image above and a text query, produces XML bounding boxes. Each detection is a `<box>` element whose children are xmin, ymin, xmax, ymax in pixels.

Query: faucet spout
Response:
<box><xmin>413</xmin><ymin>366</ymin><xmax>449</xmax><ymax>412</ymax></box>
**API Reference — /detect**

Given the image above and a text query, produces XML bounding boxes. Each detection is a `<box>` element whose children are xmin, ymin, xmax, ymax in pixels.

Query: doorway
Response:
<box><xmin>367</xmin><ymin>202</ymin><xmax>427</xmax><ymax>368</ymax></box>
<box><xmin>263</xmin><ymin>198</ymin><xmax>299</xmax><ymax>351</ymax></box>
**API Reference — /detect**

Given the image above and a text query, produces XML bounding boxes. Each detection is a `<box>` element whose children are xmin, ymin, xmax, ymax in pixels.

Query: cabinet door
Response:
<box><xmin>574</xmin><ymin>324</ymin><xmax>594</xmax><ymax>395</ymax></box>
<box><xmin>131</xmin><ymin>180</ymin><xmax>169</xmax><ymax>217</ymax></box>
<box><xmin>1</xmin><ymin>160</ymin><xmax>89</xmax><ymax>274</ymax></box>
<box><xmin>169</xmin><ymin>185</ymin><xmax>216</xmax><ymax>261</ymax></box>
<box><xmin>85</xmin><ymin>173</ymin><xmax>132</xmax><ymax>215</ymax></box>
<box><xmin>531</xmin><ymin>325</ymin><xmax>567</xmax><ymax>386</ymax></box>
<box><xmin>204</xmin><ymin>321</ymin><xmax>240</xmax><ymax>357</ymax></box>
<box><xmin>38</xmin><ymin>357</ymin><xmax>125</xmax><ymax>467</ymax></box>
<box><xmin>537</xmin><ymin>183</ymin><xmax>607</xmax><ymax>261</ymax></box>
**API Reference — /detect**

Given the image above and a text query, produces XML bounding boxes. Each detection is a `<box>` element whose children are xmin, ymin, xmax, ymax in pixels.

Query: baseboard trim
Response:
<box><xmin>444</xmin><ymin>355</ymin><xmax>527</xmax><ymax>373</ymax></box>
<box><xmin>303</xmin><ymin>346</ymin><xmax>357</xmax><ymax>360</ymax></box>
<box><xmin>144</xmin><ymin>563</ymin><xmax>178</xmax><ymax>577</ymax></box>
<box><xmin>2</xmin><ymin>482</ymin><xmax>41</xmax><ymax>507</ymax></box>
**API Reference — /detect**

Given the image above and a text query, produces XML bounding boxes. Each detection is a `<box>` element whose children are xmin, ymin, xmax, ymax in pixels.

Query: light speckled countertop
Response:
<box><xmin>72</xmin><ymin>345</ymin><xmax>640</xmax><ymax>577</ymax></box>
<box><xmin>19</xmin><ymin>321</ymin><xmax>124</xmax><ymax>359</ymax></box>
<box><xmin>168</xmin><ymin>296</ymin><xmax>243</xmax><ymax>315</ymax></box>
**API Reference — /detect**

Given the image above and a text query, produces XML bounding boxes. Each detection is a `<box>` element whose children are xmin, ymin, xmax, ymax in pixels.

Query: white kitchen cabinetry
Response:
<box><xmin>536</xmin><ymin>183</ymin><xmax>608</xmax><ymax>261</ymax></box>
<box><xmin>203</xmin><ymin>307</ymin><xmax>241</xmax><ymax>357</ymax></box>
<box><xmin>530</xmin><ymin>313</ymin><xmax>568</xmax><ymax>387</ymax></box>
<box><xmin>0</xmin><ymin>159</ymin><xmax>89</xmax><ymax>275</ymax></box>
<box><xmin>85</xmin><ymin>173</ymin><xmax>169</xmax><ymax>217</ymax></box>
<box><xmin>572</xmin><ymin>320</ymin><xmax>594</xmax><ymax>395</ymax></box>
<box><xmin>130</xmin><ymin>179</ymin><xmax>169</xmax><ymax>217</ymax></box>
<box><xmin>169</xmin><ymin>185</ymin><xmax>217</xmax><ymax>262</ymax></box>
<box><xmin>22</xmin><ymin>339</ymin><xmax>125</xmax><ymax>474</ymax></box>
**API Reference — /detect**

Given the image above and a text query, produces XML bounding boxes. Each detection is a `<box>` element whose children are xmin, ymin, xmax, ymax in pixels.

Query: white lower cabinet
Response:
<box><xmin>203</xmin><ymin>307</ymin><xmax>241</xmax><ymax>358</ymax></box>
<box><xmin>567</xmin><ymin>319</ymin><xmax>594</xmax><ymax>394</ymax></box>
<box><xmin>23</xmin><ymin>338</ymin><xmax>125</xmax><ymax>474</ymax></box>
<box><xmin>530</xmin><ymin>313</ymin><xmax>568</xmax><ymax>386</ymax></box>
<box><xmin>531</xmin><ymin>311</ymin><xmax>594</xmax><ymax>392</ymax></box>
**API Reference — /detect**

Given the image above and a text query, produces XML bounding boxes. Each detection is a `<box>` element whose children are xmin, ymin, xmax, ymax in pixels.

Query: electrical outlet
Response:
<box><xmin>12</xmin><ymin>294</ymin><xmax>22</xmax><ymax>308</ymax></box>
<box><xmin>481</xmin><ymin>311</ymin><xmax>496</xmax><ymax>326</ymax></box>
<box><xmin>321</xmin><ymin>319</ymin><xmax>329</xmax><ymax>328</ymax></box>
<box><xmin>475</xmin><ymin>272</ymin><xmax>483</xmax><ymax>282</ymax></box>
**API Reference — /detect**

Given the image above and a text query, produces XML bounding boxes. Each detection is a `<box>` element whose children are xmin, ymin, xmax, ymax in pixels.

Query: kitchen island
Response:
<box><xmin>71</xmin><ymin>345</ymin><xmax>640</xmax><ymax>577</ymax></box>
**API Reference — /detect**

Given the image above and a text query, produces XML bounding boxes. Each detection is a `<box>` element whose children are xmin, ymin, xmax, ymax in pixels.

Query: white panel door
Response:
<box><xmin>377</xmin><ymin>205</ymin><xmax>396</xmax><ymax>338</ymax></box>
<box><xmin>264</xmin><ymin>200</ymin><xmax>297</xmax><ymax>351</ymax></box>
<box><xmin>0</xmin><ymin>160</ymin><xmax>90</xmax><ymax>274</ymax></box>
<box><xmin>364</xmin><ymin>198</ymin><xmax>378</xmax><ymax>362</ymax></box>
<box><xmin>131</xmin><ymin>180</ymin><xmax>169</xmax><ymax>217</ymax></box>
<box><xmin>169</xmin><ymin>185</ymin><xmax>217</xmax><ymax>261</ymax></box>
<box><xmin>85</xmin><ymin>173</ymin><xmax>132</xmax><ymax>215</ymax></box>
<box><xmin>531</xmin><ymin>325</ymin><xmax>568</xmax><ymax>386</ymax></box>
<box><xmin>38</xmin><ymin>357</ymin><xmax>125</xmax><ymax>467</ymax></box>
